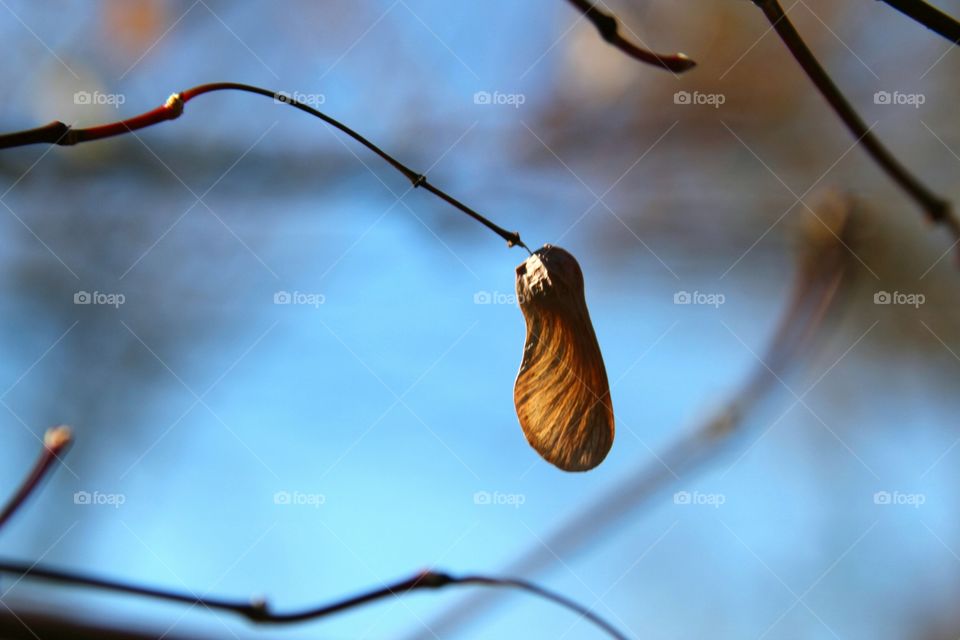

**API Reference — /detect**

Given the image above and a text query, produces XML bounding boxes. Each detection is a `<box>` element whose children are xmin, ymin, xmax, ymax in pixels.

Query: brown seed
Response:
<box><xmin>514</xmin><ymin>245</ymin><xmax>614</xmax><ymax>472</ymax></box>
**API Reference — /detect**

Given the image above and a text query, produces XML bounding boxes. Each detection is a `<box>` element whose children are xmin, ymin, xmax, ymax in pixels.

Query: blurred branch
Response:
<box><xmin>0</xmin><ymin>562</ymin><xmax>628</xmax><ymax>638</ymax></box>
<box><xmin>565</xmin><ymin>0</ymin><xmax>696</xmax><ymax>72</ymax></box>
<box><xmin>751</xmin><ymin>0</ymin><xmax>960</xmax><ymax>253</ymax></box>
<box><xmin>414</xmin><ymin>191</ymin><xmax>859</xmax><ymax>639</ymax></box>
<box><xmin>0</xmin><ymin>83</ymin><xmax>531</xmax><ymax>254</ymax></box>
<box><xmin>0</xmin><ymin>608</ymin><xmax>211</xmax><ymax>640</ymax></box>
<box><xmin>0</xmin><ymin>425</ymin><xmax>71</xmax><ymax>531</ymax></box>
<box><xmin>879</xmin><ymin>0</ymin><xmax>960</xmax><ymax>44</ymax></box>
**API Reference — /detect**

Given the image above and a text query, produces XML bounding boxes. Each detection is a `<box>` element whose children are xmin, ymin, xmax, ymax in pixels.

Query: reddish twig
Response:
<box><xmin>879</xmin><ymin>0</ymin><xmax>960</xmax><ymax>45</ymax></box>
<box><xmin>751</xmin><ymin>0</ymin><xmax>960</xmax><ymax>250</ymax></box>
<box><xmin>0</xmin><ymin>562</ymin><xmax>628</xmax><ymax>638</ymax></box>
<box><xmin>0</xmin><ymin>425</ymin><xmax>72</xmax><ymax>531</ymax></box>
<box><xmin>0</xmin><ymin>83</ymin><xmax>531</xmax><ymax>254</ymax></box>
<box><xmin>565</xmin><ymin>0</ymin><xmax>696</xmax><ymax>72</ymax></box>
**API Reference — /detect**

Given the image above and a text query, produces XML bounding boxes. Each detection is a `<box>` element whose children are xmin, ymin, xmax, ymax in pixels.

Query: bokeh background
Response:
<box><xmin>1</xmin><ymin>0</ymin><xmax>960</xmax><ymax>638</ymax></box>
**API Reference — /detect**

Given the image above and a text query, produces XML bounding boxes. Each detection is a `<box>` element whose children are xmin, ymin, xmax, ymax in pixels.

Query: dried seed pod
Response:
<box><xmin>514</xmin><ymin>245</ymin><xmax>614</xmax><ymax>472</ymax></box>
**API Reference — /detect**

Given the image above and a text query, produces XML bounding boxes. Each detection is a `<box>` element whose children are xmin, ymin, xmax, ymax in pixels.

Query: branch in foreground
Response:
<box><xmin>0</xmin><ymin>83</ymin><xmax>530</xmax><ymax>254</ymax></box>
<box><xmin>0</xmin><ymin>562</ymin><xmax>628</xmax><ymax>639</ymax></box>
<box><xmin>0</xmin><ymin>425</ymin><xmax>72</xmax><ymax>531</ymax></box>
<box><xmin>0</xmin><ymin>607</ymin><xmax>209</xmax><ymax>640</ymax></box>
<box><xmin>565</xmin><ymin>0</ymin><xmax>696</xmax><ymax>72</ymax></box>
<box><xmin>879</xmin><ymin>0</ymin><xmax>960</xmax><ymax>45</ymax></box>
<box><xmin>751</xmin><ymin>0</ymin><xmax>960</xmax><ymax>252</ymax></box>
<box><xmin>414</xmin><ymin>190</ymin><xmax>859</xmax><ymax>639</ymax></box>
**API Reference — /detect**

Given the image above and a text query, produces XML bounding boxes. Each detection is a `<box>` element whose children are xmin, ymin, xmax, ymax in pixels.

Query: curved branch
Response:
<box><xmin>0</xmin><ymin>83</ymin><xmax>530</xmax><ymax>254</ymax></box>
<box><xmin>565</xmin><ymin>0</ymin><xmax>696</xmax><ymax>72</ymax></box>
<box><xmin>751</xmin><ymin>0</ymin><xmax>960</xmax><ymax>250</ymax></box>
<box><xmin>0</xmin><ymin>562</ymin><xmax>628</xmax><ymax>639</ymax></box>
<box><xmin>879</xmin><ymin>0</ymin><xmax>960</xmax><ymax>45</ymax></box>
<box><xmin>0</xmin><ymin>425</ymin><xmax>72</xmax><ymax>531</ymax></box>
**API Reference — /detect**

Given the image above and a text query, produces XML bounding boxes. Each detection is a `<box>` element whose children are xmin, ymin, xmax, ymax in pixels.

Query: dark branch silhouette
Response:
<box><xmin>0</xmin><ymin>422</ymin><xmax>625</xmax><ymax>636</ymax></box>
<box><xmin>0</xmin><ymin>425</ymin><xmax>71</xmax><ymax>531</ymax></box>
<box><xmin>565</xmin><ymin>0</ymin><xmax>695</xmax><ymax>72</ymax></box>
<box><xmin>563</xmin><ymin>0</ymin><xmax>957</xmax><ymax>258</ymax></box>
<box><xmin>880</xmin><ymin>0</ymin><xmax>960</xmax><ymax>44</ymax></box>
<box><xmin>0</xmin><ymin>428</ymin><xmax>626</xmax><ymax>637</ymax></box>
<box><xmin>0</xmin><ymin>83</ymin><xmax>531</xmax><ymax>254</ymax></box>
<box><xmin>0</xmin><ymin>561</ymin><xmax>628</xmax><ymax>638</ymax></box>
<box><xmin>751</xmin><ymin>0</ymin><xmax>960</xmax><ymax>252</ymax></box>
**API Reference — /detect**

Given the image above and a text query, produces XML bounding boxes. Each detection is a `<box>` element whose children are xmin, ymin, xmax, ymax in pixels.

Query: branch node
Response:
<box><xmin>413</xmin><ymin>570</ymin><xmax>452</xmax><ymax>589</ymax></box>
<box><xmin>567</xmin><ymin>0</ymin><xmax>696</xmax><ymax>72</ymax></box>
<box><xmin>247</xmin><ymin>596</ymin><xmax>270</xmax><ymax>619</ymax></box>
<box><xmin>48</xmin><ymin>121</ymin><xmax>75</xmax><ymax>146</ymax></box>
<box><xmin>928</xmin><ymin>198</ymin><xmax>951</xmax><ymax>223</ymax></box>
<box><xmin>589</xmin><ymin>10</ymin><xmax>619</xmax><ymax>43</ymax></box>
<box><xmin>164</xmin><ymin>93</ymin><xmax>185</xmax><ymax>119</ymax></box>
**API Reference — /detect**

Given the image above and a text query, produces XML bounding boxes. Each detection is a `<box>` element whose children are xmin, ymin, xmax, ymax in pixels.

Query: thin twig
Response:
<box><xmin>0</xmin><ymin>562</ymin><xmax>628</xmax><ymax>638</ymax></box>
<box><xmin>0</xmin><ymin>425</ymin><xmax>72</xmax><ymax>531</ymax></box>
<box><xmin>879</xmin><ymin>0</ymin><xmax>960</xmax><ymax>45</ymax></box>
<box><xmin>565</xmin><ymin>0</ymin><xmax>696</xmax><ymax>72</ymax></box>
<box><xmin>751</xmin><ymin>0</ymin><xmax>960</xmax><ymax>249</ymax></box>
<box><xmin>413</xmin><ymin>192</ymin><xmax>858</xmax><ymax>639</ymax></box>
<box><xmin>0</xmin><ymin>83</ymin><xmax>531</xmax><ymax>254</ymax></box>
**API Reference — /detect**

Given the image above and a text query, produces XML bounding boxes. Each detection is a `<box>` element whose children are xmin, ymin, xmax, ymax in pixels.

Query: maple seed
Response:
<box><xmin>514</xmin><ymin>245</ymin><xmax>614</xmax><ymax>472</ymax></box>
